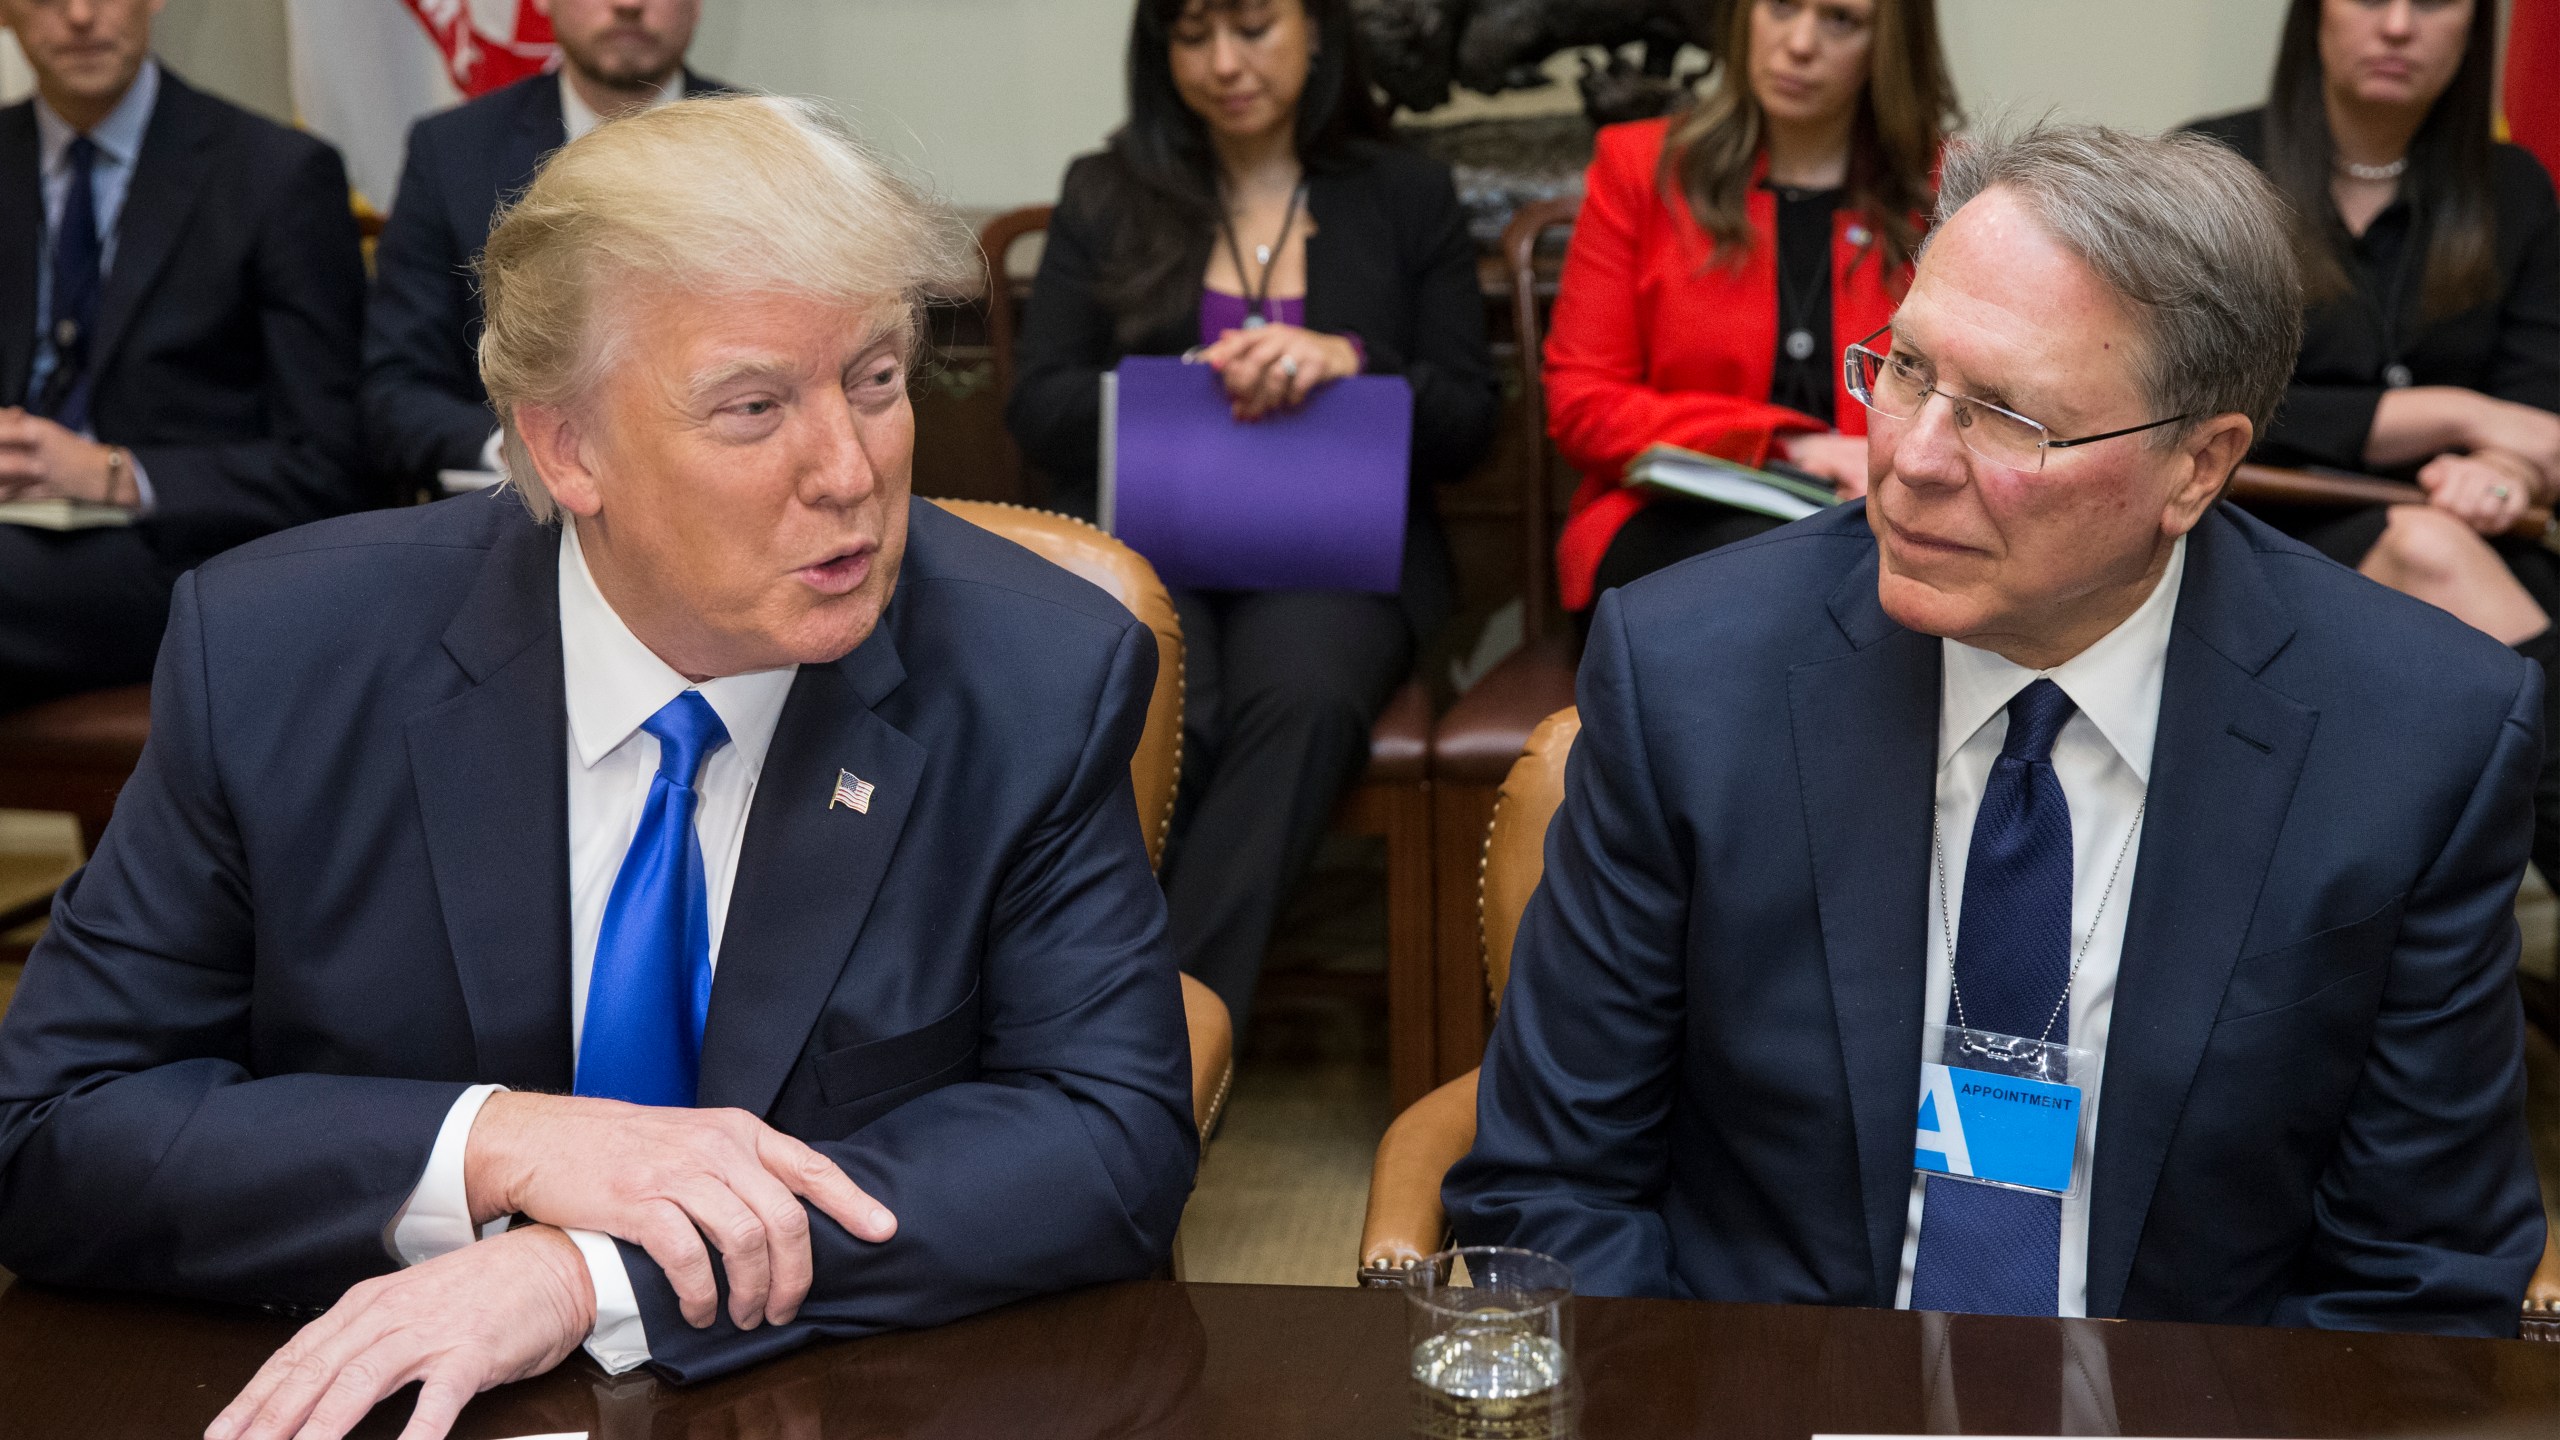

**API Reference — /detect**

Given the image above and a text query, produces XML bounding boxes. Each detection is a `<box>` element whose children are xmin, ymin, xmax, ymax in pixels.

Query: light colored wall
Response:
<box><xmin>14</xmin><ymin>0</ymin><xmax>2301</xmax><ymax>207</ymax></box>
<box><xmin>1936</xmin><ymin>0</ymin><xmax>2289</xmax><ymax>135</ymax></box>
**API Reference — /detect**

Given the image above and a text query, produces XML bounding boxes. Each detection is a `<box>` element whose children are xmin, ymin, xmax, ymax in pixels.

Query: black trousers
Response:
<box><xmin>0</xmin><ymin>525</ymin><xmax>174</xmax><ymax>713</ymax></box>
<box><xmin>1161</xmin><ymin>587</ymin><xmax>1413</xmax><ymax>1036</ymax></box>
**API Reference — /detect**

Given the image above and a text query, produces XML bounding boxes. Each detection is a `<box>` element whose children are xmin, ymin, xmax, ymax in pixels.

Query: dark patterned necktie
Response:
<box><xmin>1910</xmin><ymin>678</ymin><xmax>2076</xmax><ymax>1317</ymax></box>
<box><xmin>38</xmin><ymin>135</ymin><xmax>103</xmax><ymax>431</ymax></box>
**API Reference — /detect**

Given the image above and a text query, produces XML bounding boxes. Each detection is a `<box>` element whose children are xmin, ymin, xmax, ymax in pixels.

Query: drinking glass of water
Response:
<box><xmin>1405</xmin><ymin>1246</ymin><xmax>1575</xmax><ymax>1439</ymax></box>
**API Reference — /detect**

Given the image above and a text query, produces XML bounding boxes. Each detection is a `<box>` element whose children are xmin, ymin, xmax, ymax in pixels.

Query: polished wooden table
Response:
<box><xmin>1</xmin><ymin>1274</ymin><xmax>2556</xmax><ymax>1438</ymax></box>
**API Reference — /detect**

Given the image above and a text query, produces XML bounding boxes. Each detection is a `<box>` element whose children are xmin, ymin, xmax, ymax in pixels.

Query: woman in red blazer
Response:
<box><xmin>1548</xmin><ymin>0</ymin><xmax>1960</xmax><ymax>611</ymax></box>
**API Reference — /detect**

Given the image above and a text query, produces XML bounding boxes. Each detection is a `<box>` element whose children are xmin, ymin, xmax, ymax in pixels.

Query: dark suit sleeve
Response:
<box><xmin>2275</xmin><ymin>660</ymin><xmax>2548</xmax><ymax>1335</ymax></box>
<box><xmin>621</xmin><ymin>617</ymin><xmax>1198</xmax><ymax>1383</ymax></box>
<box><xmin>1363</xmin><ymin>161</ymin><xmax>1499</xmax><ymax>486</ymax></box>
<box><xmin>362</xmin><ymin>116</ymin><xmax>503</xmax><ymax>489</ymax></box>
<box><xmin>0</xmin><ymin>572</ymin><xmax>469</xmax><ymax>1306</ymax></box>
<box><xmin>126</xmin><ymin>138</ymin><xmax>369</xmax><ymax>534</ymax></box>
<box><xmin>1003</xmin><ymin>162</ymin><xmax>1119</xmax><ymax>513</ymax></box>
<box><xmin>1442</xmin><ymin>590</ymin><xmax>1688</xmax><ymax>1295</ymax></box>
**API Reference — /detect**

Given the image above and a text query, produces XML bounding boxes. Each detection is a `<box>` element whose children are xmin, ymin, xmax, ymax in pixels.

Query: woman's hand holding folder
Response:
<box><xmin>1190</xmin><ymin>323</ymin><xmax>1364</xmax><ymax>422</ymax></box>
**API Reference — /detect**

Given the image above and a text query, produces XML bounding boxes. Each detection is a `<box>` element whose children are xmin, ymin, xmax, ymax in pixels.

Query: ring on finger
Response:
<box><xmin>2493</xmin><ymin>484</ymin><xmax>2513</xmax><ymax>501</ymax></box>
<box><xmin>1279</xmin><ymin>354</ymin><xmax>1301</xmax><ymax>380</ymax></box>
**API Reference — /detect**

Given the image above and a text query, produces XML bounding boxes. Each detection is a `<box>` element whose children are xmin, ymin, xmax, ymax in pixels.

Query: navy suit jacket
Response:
<box><xmin>0</xmin><ymin>68</ymin><xmax>368</xmax><ymax>565</ymax></box>
<box><xmin>361</xmin><ymin>71</ymin><xmax>729</xmax><ymax>491</ymax></box>
<box><xmin>1447</xmin><ymin>502</ymin><xmax>2546</xmax><ymax>1337</ymax></box>
<box><xmin>0</xmin><ymin>493</ymin><xmax>1197</xmax><ymax>1383</ymax></box>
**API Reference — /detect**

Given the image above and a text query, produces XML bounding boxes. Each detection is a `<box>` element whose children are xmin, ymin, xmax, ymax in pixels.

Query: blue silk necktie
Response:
<box><xmin>1909</xmin><ymin>678</ymin><xmax>2076</xmax><ymax>1317</ymax></box>
<box><xmin>577</xmin><ymin>691</ymin><xmax>730</xmax><ymax>1107</ymax></box>
<box><xmin>38</xmin><ymin>136</ymin><xmax>101</xmax><ymax>431</ymax></box>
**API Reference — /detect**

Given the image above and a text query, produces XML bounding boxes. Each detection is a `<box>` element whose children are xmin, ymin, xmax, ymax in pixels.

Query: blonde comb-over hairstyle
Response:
<box><xmin>476</xmin><ymin>94</ymin><xmax>983</xmax><ymax>523</ymax></box>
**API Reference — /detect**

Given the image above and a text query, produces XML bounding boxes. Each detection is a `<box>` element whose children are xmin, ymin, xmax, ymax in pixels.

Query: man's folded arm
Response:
<box><xmin>1443</xmin><ymin>590</ymin><xmax>1689</xmax><ymax>1296</ymax></box>
<box><xmin>2278</xmin><ymin>661</ymin><xmax>2548</xmax><ymax>1336</ymax></box>
<box><xmin>619</xmin><ymin>616</ymin><xmax>1198</xmax><ymax>1383</ymax></box>
<box><xmin>0</xmin><ymin>574</ymin><xmax>466</xmax><ymax>1305</ymax></box>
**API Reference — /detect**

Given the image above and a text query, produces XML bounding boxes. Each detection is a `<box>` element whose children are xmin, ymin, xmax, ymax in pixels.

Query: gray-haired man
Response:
<box><xmin>1450</xmin><ymin>122</ymin><xmax>2546</xmax><ymax>1335</ymax></box>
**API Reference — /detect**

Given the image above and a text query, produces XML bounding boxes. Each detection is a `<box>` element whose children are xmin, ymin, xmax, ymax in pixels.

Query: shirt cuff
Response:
<box><xmin>567</xmin><ymin>1227</ymin><xmax>652</xmax><ymax>1374</ymax></box>
<box><xmin>124</xmin><ymin>451</ymin><xmax>155</xmax><ymax>515</ymax></box>
<box><xmin>386</xmin><ymin>1083</ymin><xmax>507</xmax><ymax>1266</ymax></box>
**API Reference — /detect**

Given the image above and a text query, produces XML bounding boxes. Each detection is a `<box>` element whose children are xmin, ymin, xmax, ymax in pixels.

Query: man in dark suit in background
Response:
<box><xmin>0</xmin><ymin>96</ymin><xmax>1193</xmax><ymax>1440</ymax></box>
<box><xmin>1448</xmin><ymin>124</ymin><xmax>2547</xmax><ymax>1335</ymax></box>
<box><xmin>365</xmin><ymin>0</ymin><xmax>729</xmax><ymax>499</ymax></box>
<box><xmin>0</xmin><ymin>0</ymin><xmax>365</xmax><ymax>711</ymax></box>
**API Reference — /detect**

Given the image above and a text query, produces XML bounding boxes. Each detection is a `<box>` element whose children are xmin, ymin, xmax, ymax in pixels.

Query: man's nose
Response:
<box><xmin>2379</xmin><ymin>0</ymin><xmax>2417</xmax><ymax>38</ymax></box>
<box><xmin>1889</xmin><ymin>394</ymin><xmax>1971</xmax><ymax>491</ymax></box>
<box><xmin>805</xmin><ymin>397</ymin><xmax>881</xmax><ymax>506</ymax></box>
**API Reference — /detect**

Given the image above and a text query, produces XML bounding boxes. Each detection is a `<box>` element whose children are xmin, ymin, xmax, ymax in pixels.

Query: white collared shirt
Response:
<box><xmin>390</xmin><ymin>520</ymin><xmax>798</xmax><ymax>1373</ymax></box>
<box><xmin>558</xmin><ymin>67</ymin><xmax>686</xmax><ymax>144</ymax></box>
<box><xmin>1892</xmin><ymin>536</ymin><xmax>2186</xmax><ymax>1318</ymax></box>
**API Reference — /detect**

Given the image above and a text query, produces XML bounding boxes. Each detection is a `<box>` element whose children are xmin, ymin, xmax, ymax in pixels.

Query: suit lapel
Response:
<box><xmin>88</xmin><ymin>73</ymin><xmax>213</xmax><ymax>383</ymax></box>
<box><xmin>2085</xmin><ymin>509</ymin><xmax>2314</xmax><ymax>1316</ymax></box>
<box><xmin>496</xmin><ymin>76</ymin><xmax>565</xmax><ymax>215</ymax></box>
<box><xmin>404</xmin><ymin>516</ymin><xmax>577</xmax><ymax>1091</ymax></box>
<box><xmin>1790</xmin><ymin>547</ymin><xmax>1942</xmax><ymax>1304</ymax></box>
<box><xmin>697</xmin><ymin>616</ymin><xmax>926</xmax><ymax>1116</ymax></box>
<box><xmin>0</xmin><ymin>104</ymin><xmax>39</xmax><ymax>403</ymax></box>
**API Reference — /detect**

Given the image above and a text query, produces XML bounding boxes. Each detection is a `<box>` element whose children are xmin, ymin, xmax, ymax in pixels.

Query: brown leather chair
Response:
<box><xmin>974</xmin><ymin>208</ymin><xmax>1442</xmax><ymax>1111</ymax></box>
<box><xmin>0</xmin><ymin>685</ymin><xmax>153</xmax><ymax>940</ymax></box>
<box><xmin>929</xmin><ymin>499</ymin><xmax>1231</xmax><ymax>1137</ymax></box>
<box><xmin>1425</xmin><ymin>196</ymin><xmax>1582</xmax><ymax>1093</ymax></box>
<box><xmin>1358</xmin><ymin>705</ymin><xmax>1578</xmax><ymax>1277</ymax></box>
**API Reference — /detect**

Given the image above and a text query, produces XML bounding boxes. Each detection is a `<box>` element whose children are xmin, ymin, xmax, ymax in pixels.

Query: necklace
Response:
<box><xmin>1769</xmin><ymin>184</ymin><xmax>1838</xmax><ymax>365</ymax></box>
<box><xmin>1932</xmin><ymin>788</ymin><xmax>2147</xmax><ymax>1048</ymax></box>
<box><xmin>2336</xmin><ymin>155</ymin><xmax>2408</xmax><ymax>182</ymax></box>
<box><xmin>1217</xmin><ymin>180</ymin><xmax>1307</xmax><ymax>330</ymax></box>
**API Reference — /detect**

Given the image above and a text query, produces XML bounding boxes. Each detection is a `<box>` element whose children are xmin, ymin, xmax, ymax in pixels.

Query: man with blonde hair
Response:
<box><xmin>0</xmin><ymin>95</ymin><xmax>1197</xmax><ymax>1440</ymax></box>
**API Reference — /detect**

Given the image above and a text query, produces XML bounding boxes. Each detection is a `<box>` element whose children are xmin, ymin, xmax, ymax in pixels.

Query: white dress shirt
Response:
<box><xmin>1892</xmin><ymin>537</ymin><xmax>2186</xmax><ymax>1318</ymax></box>
<box><xmin>470</xmin><ymin>72</ymin><xmax>688</xmax><ymax>480</ymax></box>
<box><xmin>27</xmin><ymin>58</ymin><xmax>157</xmax><ymax>510</ymax></box>
<box><xmin>389</xmin><ymin>520</ymin><xmax>797</xmax><ymax>1373</ymax></box>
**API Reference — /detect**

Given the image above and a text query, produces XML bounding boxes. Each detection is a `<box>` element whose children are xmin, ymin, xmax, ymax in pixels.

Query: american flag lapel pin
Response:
<box><xmin>829</xmin><ymin>769</ymin><xmax>876</xmax><ymax>814</ymax></box>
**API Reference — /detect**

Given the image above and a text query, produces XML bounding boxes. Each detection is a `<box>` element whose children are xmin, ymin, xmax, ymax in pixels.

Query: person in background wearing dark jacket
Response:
<box><xmin>2189</xmin><ymin>0</ymin><xmax>2560</xmax><ymax>885</ymax></box>
<box><xmin>1547</xmin><ymin>0</ymin><xmax>1958</xmax><ymax>614</ymax></box>
<box><xmin>364</xmin><ymin>0</ymin><xmax>729</xmax><ymax>501</ymax></box>
<box><xmin>1007</xmin><ymin>0</ymin><xmax>1498</xmax><ymax>1037</ymax></box>
<box><xmin>0</xmin><ymin>0</ymin><xmax>365</xmax><ymax>712</ymax></box>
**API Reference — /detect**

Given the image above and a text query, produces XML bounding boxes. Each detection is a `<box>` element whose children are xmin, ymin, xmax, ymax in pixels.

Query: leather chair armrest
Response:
<box><xmin>1358</xmin><ymin>1069</ymin><xmax>1480</xmax><ymax>1281</ymax></box>
<box><xmin>1180</xmin><ymin>974</ymin><xmax>1234</xmax><ymax>1139</ymax></box>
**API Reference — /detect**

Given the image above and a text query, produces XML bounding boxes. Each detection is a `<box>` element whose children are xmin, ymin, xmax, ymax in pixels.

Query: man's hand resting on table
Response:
<box><xmin>208</xmin><ymin>1225</ymin><xmax>594</xmax><ymax>1440</ymax></box>
<box><xmin>464</xmin><ymin>1093</ymin><xmax>898</xmax><ymax>1332</ymax></box>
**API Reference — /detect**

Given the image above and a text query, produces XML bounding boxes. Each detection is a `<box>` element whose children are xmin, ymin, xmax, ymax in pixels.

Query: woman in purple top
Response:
<box><xmin>1009</xmin><ymin>0</ymin><xmax>1498</xmax><ymax>1039</ymax></box>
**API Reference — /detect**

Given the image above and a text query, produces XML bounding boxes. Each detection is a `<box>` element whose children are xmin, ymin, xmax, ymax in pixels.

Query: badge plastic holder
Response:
<box><xmin>1913</xmin><ymin>1023</ymin><xmax>2099</xmax><ymax>1202</ymax></box>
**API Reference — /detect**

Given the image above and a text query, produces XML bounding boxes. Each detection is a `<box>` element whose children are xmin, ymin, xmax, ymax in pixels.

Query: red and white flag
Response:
<box><xmin>287</xmin><ymin>0</ymin><xmax>560</xmax><ymax>212</ymax></box>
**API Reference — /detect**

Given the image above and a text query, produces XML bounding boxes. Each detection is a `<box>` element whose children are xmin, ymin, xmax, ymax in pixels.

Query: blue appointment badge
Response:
<box><xmin>1914</xmin><ymin>1026</ymin><xmax>2096</xmax><ymax>1199</ymax></box>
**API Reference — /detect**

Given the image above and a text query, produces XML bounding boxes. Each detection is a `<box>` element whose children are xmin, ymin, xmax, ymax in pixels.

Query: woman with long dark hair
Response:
<box><xmin>1546</xmin><ymin>0</ymin><xmax>1959</xmax><ymax>613</ymax></box>
<box><xmin>1007</xmin><ymin>0</ymin><xmax>1498</xmax><ymax>1036</ymax></box>
<box><xmin>2190</xmin><ymin>0</ymin><xmax>2560</xmax><ymax>860</ymax></box>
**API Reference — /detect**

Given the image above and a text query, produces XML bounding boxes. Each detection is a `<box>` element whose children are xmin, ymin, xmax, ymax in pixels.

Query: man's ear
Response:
<box><xmin>2163</xmin><ymin>413</ymin><xmax>2253</xmax><ymax>538</ymax></box>
<box><xmin>514</xmin><ymin>404</ymin><xmax>604</xmax><ymax>520</ymax></box>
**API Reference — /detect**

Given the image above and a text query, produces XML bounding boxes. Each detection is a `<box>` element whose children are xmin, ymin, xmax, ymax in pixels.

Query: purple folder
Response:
<box><xmin>1103</xmin><ymin>355</ymin><xmax>1412</xmax><ymax>594</ymax></box>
